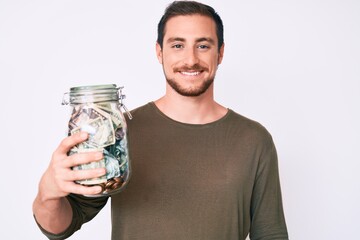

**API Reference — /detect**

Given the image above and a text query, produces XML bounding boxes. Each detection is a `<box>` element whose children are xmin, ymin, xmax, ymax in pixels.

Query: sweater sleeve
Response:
<box><xmin>35</xmin><ymin>194</ymin><xmax>109</xmax><ymax>240</ymax></box>
<box><xmin>249</xmin><ymin>136</ymin><xmax>288</xmax><ymax>240</ymax></box>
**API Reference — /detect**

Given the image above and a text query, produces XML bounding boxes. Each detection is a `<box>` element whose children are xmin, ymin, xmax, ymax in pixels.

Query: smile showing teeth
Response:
<box><xmin>181</xmin><ymin>71</ymin><xmax>200</xmax><ymax>76</ymax></box>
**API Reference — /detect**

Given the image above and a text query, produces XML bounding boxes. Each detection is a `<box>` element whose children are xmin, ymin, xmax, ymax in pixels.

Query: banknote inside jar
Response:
<box><xmin>68</xmin><ymin>101</ymin><xmax>130</xmax><ymax>195</ymax></box>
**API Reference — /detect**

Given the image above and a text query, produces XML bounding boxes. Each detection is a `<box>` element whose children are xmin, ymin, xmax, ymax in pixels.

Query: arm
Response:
<box><xmin>250</xmin><ymin>136</ymin><xmax>288</xmax><ymax>240</ymax></box>
<box><xmin>32</xmin><ymin>132</ymin><xmax>106</xmax><ymax>234</ymax></box>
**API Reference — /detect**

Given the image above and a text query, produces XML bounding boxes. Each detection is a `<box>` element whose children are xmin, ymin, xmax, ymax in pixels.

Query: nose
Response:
<box><xmin>183</xmin><ymin>48</ymin><xmax>199</xmax><ymax>66</ymax></box>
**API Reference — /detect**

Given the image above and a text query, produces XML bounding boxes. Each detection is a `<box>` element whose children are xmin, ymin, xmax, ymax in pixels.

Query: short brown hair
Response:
<box><xmin>157</xmin><ymin>1</ymin><xmax>224</xmax><ymax>51</ymax></box>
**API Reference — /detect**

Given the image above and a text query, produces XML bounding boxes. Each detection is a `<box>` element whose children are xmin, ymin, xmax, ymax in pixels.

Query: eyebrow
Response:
<box><xmin>166</xmin><ymin>37</ymin><xmax>215</xmax><ymax>45</ymax></box>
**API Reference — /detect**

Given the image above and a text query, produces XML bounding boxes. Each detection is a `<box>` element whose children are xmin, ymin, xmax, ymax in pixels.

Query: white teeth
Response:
<box><xmin>181</xmin><ymin>71</ymin><xmax>200</xmax><ymax>76</ymax></box>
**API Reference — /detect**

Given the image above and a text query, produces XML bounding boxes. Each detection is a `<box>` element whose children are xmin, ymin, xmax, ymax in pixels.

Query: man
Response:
<box><xmin>33</xmin><ymin>1</ymin><xmax>288</xmax><ymax>239</ymax></box>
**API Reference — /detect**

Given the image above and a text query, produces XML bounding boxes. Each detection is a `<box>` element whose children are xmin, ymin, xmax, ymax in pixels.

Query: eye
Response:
<box><xmin>198</xmin><ymin>45</ymin><xmax>210</xmax><ymax>50</ymax></box>
<box><xmin>172</xmin><ymin>44</ymin><xmax>183</xmax><ymax>49</ymax></box>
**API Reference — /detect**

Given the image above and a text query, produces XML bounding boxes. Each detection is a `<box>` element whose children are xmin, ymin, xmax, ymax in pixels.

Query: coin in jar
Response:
<box><xmin>105</xmin><ymin>179</ymin><xmax>115</xmax><ymax>189</ymax></box>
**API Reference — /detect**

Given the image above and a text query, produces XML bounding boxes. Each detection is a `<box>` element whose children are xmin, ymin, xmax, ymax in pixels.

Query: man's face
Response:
<box><xmin>156</xmin><ymin>14</ymin><xmax>224</xmax><ymax>97</ymax></box>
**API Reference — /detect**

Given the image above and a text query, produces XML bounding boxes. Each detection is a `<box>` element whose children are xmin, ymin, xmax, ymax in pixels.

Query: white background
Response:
<box><xmin>0</xmin><ymin>0</ymin><xmax>359</xmax><ymax>239</ymax></box>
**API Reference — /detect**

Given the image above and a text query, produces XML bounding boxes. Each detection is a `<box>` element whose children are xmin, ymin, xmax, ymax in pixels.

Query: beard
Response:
<box><xmin>164</xmin><ymin>63</ymin><xmax>215</xmax><ymax>97</ymax></box>
<box><xmin>166</xmin><ymin>76</ymin><xmax>214</xmax><ymax>97</ymax></box>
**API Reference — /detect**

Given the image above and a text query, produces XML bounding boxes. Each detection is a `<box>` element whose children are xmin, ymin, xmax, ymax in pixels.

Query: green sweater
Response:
<box><xmin>38</xmin><ymin>102</ymin><xmax>288</xmax><ymax>240</ymax></box>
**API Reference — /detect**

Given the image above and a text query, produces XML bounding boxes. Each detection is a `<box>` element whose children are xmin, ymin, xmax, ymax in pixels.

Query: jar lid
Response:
<box><xmin>62</xmin><ymin>84</ymin><xmax>132</xmax><ymax>119</ymax></box>
<box><xmin>70</xmin><ymin>84</ymin><xmax>117</xmax><ymax>92</ymax></box>
<box><xmin>68</xmin><ymin>84</ymin><xmax>119</xmax><ymax>104</ymax></box>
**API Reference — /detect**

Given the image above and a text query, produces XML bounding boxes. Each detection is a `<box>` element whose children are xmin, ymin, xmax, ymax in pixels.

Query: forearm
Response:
<box><xmin>33</xmin><ymin>194</ymin><xmax>73</xmax><ymax>234</ymax></box>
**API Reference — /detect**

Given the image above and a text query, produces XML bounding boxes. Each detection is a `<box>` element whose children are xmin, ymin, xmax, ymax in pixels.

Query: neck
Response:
<box><xmin>154</xmin><ymin>85</ymin><xmax>227</xmax><ymax>124</ymax></box>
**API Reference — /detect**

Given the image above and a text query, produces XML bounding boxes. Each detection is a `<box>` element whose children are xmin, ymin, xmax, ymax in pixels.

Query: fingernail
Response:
<box><xmin>94</xmin><ymin>186</ymin><xmax>103</xmax><ymax>194</ymax></box>
<box><xmin>80</xmin><ymin>132</ymin><xmax>88</xmax><ymax>139</ymax></box>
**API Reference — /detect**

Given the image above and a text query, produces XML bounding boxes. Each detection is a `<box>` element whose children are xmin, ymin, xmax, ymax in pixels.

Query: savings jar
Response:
<box><xmin>62</xmin><ymin>84</ymin><xmax>132</xmax><ymax>196</ymax></box>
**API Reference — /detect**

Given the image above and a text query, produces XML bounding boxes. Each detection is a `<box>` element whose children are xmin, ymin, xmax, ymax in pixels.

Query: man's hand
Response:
<box><xmin>38</xmin><ymin>132</ymin><xmax>106</xmax><ymax>201</ymax></box>
<box><xmin>33</xmin><ymin>132</ymin><xmax>106</xmax><ymax>234</ymax></box>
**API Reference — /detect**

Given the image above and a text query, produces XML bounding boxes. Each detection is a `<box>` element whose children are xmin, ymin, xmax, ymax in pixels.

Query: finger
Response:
<box><xmin>55</xmin><ymin>132</ymin><xmax>88</xmax><ymax>155</ymax></box>
<box><xmin>63</xmin><ymin>151</ymin><xmax>104</xmax><ymax>168</ymax></box>
<box><xmin>65</xmin><ymin>182</ymin><xmax>103</xmax><ymax>196</ymax></box>
<box><xmin>66</xmin><ymin>168</ymin><xmax>106</xmax><ymax>182</ymax></box>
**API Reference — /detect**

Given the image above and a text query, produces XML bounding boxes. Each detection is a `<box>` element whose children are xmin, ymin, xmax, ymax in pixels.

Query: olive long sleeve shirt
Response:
<box><xmin>37</xmin><ymin>102</ymin><xmax>288</xmax><ymax>240</ymax></box>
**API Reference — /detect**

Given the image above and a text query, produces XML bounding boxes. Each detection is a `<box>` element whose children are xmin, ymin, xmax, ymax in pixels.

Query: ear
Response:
<box><xmin>156</xmin><ymin>42</ymin><xmax>163</xmax><ymax>64</ymax></box>
<box><xmin>217</xmin><ymin>43</ymin><xmax>225</xmax><ymax>65</ymax></box>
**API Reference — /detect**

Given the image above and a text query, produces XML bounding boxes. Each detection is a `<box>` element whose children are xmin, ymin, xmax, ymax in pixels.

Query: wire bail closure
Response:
<box><xmin>117</xmin><ymin>86</ymin><xmax>132</xmax><ymax>120</ymax></box>
<box><xmin>61</xmin><ymin>92</ymin><xmax>70</xmax><ymax>105</ymax></box>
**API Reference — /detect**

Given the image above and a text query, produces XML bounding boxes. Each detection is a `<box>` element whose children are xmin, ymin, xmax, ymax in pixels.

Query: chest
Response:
<box><xmin>127</xmin><ymin>126</ymin><xmax>259</xmax><ymax>199</ymax></box>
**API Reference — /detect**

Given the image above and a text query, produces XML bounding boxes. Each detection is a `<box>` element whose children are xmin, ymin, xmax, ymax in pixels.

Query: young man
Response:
<box><xmin>33</xmin><ymin>1</ymin><xmax>288</xmax><ymax>239</ymax></box>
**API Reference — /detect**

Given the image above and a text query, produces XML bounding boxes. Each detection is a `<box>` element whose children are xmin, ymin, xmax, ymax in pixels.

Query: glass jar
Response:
<box><xmin>62</xmin><ymin>84</ymin><xmax>132</xmax><ymax>197</ymax></box>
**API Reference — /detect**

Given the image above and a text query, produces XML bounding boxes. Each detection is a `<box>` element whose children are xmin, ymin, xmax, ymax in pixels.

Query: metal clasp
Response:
<box><xmin>117</xmin><ymin>87</ymin><xmax>133</xmax><ymax>120</ymax></box>
<box><xmin>62</xmin><ymin>92</ymin><xmax>70</xmax><ymax>105</ymax></box>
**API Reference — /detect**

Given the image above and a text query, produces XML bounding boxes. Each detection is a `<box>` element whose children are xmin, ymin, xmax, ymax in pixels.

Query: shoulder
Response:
<box><xmin>125</xmin><ymin>102</ymin><xmax>160</xmax><ymax>128</ymax></box>
<box><xmin>125</xmin><ymin>102</ymin><xmax>154</xmax><ymax>121</ymax></box>
<box><xmin>225</xmin><ymin>109</ymin><xmax>274</xmax><ymax>144</ymax></box>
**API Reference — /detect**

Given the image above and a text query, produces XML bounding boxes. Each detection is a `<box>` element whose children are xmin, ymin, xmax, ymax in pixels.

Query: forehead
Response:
<box><xmin>163</xmin><ymin>14</ymin><xmax>217</xmax><ymax>41</ymax></box>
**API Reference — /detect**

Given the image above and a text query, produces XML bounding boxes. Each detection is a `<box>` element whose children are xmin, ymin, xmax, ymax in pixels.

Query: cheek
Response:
<box><xmin>163</xmin><ymin>56</ymin><xmax>179</xmax><ymax>70</ymax></box>
<box><xmin>162</xmin><ymin>59</ymin><xmax>174</xmax><ymax>75</ymax></box>
<box><xmin>205</xmin><ymin>59</ymin><xmax>218</xmax><ymax>70</ymax></box>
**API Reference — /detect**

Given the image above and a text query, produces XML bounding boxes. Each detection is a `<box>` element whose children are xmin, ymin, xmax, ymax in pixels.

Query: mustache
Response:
<box><xmin>174</xmin><ymin>64</ymin><xmax>208</xmax><ymax>72</ymax></box>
